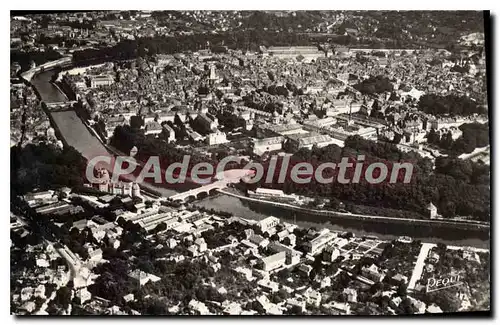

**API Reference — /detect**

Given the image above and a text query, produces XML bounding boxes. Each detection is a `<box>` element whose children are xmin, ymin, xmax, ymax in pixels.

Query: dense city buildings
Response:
<box><xmin>10</xmin><ymin>10</ymin><xmax>490</xmax><ymax>316</ymax></box>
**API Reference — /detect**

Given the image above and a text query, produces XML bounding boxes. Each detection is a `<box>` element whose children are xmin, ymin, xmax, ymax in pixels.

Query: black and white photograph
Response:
<box><xmin>9</xmin><ymin>8</ymin><xmax>491</xmax><ymax>316</ymax></box>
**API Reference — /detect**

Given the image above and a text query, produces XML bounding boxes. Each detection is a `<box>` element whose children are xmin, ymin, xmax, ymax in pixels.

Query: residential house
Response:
<box><xmin>187</xmin><ymin>245</ymin><xmax>199</xmax><ymax>257</ymax></box>
<box><xmin>255</xmin><ymin>295</ymin><xmax>282</xmax><ymax>315</ymax></box>
<box><xmin>286</xmin><ymin>296</ymin><xmax>306</xmax><ymax>313</ymax></box>
<box><xmin>249</xmin><ymin>235</ymin><xmax>269</xmax><ymax>248</ymax></box>
<box><xmin>260</xmin><ymin>251</ymin><xmax>286</xmax><ymax>272</ymax></box>
<box><xmin>128</xmin><ymin>270</ymin><xmax>161</xmax><ymax>286</ymax></box>
<box><xmin>222</xmin><ymin>301</ymin><xmax>242</xmax><ymax>315</ymax></box>
<box><xmin>188</xmin><ymin>299</ymin><xmax>210</xmax><ymax>315</ymax></box>
<box><xmin>298</xmin><ymin>264</ymin><xmax>313</xmax><ymax>277</ymax></box>
<box><xmin>166</xmin><ymin>238</ymin><xmax>177</xmax><ymax>249</ymax></box>
<box><xmin>361</xmin><ymin>264</ymin><xmax>385</xmax><ymax>282</ymax></box>
<box><xmin>391</xmin><ymin>273</ymin><xmax>408</xmax><ymax>286</ymax></box>
<box><xmin>195</xmin><ymin>237</ymin><xmax>207</xmax><ymax>253</ymax></box>
<box><xmin>268</xmin><ymin>242</ymin><xmax>301</xmax><ymax>265</ymax></box>
<box><xmin>123</xmin><ymin>294</ymin><xmax>134</xmax><ymax>303</ymax></box>
<box><xmin>75</xmin><ymin>287</ymin><xmax>92</xmax><ymax>304</ymax></box>
<box><xmin>34</xmin><ymin>285</ymin><xmax>46</xmax><ymax>299</ymax></box>
<box><xmin>257</xmin><ymin>279</ymin><xmax>280</xmax><ymax>293</ymax></box>
<box><xmin>320</xmin><ymin>276</ymin><xmax>332</xmax><ymax>288</ymax></box>
<box><xmin>323</xmin><ymin>244</ymin><xmax>340</xmax><ymax>262</ymax></box>
<box><xmin>304</xmin><ymin>287</ymin><xmax>322</xmax><ymax>308</ymax></box>
<box><xmin>343</xmin><ymin>288</ymin><xmax>357</xmax><ymax>303</ymax></box>
<box><xmin>328</xmin><ymin>301</ymin><xmax>351</xmax><ymax>315</ymax></box>
<box><xmin>144</xmin><ymin>121</ymin><xmax>163</xmax><ymax>135</ymax></box>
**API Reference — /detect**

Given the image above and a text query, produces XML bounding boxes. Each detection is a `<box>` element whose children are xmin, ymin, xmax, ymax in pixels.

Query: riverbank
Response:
<box><xmin>219</xmin><ymin>188</ymin><xmax>489</xmax><ymax>230</ymax></box>
<box><xmin>28</xmin><ymin>59</ymin><xmax>490</xmax><ymax>249</ymax></box>
<box><xmin>30</xmin><ymin>70</ymin><xmax>69</xmax><ymax>103</ymax></box>
<box><xmin>193</xmin><ymin>192</ymin><xmax>489</xmax><ymax>248</ymax></box>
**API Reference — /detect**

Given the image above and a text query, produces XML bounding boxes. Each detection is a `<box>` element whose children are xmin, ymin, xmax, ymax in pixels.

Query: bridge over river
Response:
<box><xmin>29</xmin><ymin>68</ymin><xmax>176</xmax><ymax>197</ymax></box>
<box><xmin>168</xmin><ymin>181</ymin><xmax>230</xmax><ymax>203</ymax></box>
<box><xmin>26</xmin><ymin>60</ymin><xmax>490</xmax><ymax>249</ymax></box>
<box><xmin>31</xmin><ymin>66</ymin><xmax>255</xmax><ymax>200</ymax></box>
<box><xmin>168</xmin><ymin>169</ymin><xmax>253</xmax><ymax>203</ymax></box>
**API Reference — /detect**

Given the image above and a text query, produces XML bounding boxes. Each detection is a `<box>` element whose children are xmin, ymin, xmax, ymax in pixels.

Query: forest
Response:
<box><xmin>418</xmin><ymin>94</ymin><xmax>486</xmax><ymax>116</ymax></box>
<box><xmin>427</xmin><ymin>122</ymin><xmax>490</xmax><ymax>155</ymax></box>
<box><xmin>10</xmin><ymin>143</ymin><xmax>87</xmax><ymax>195</ymax></box>
<box><xmin>250</xmin><ymin>135</ymin><xmax>490</xmax><ymax>221</ymax></box>
<box><xmin>11</xmin><ymin>48</ymin><xmax>63</xmax><ymax>72</ymax></box>
<box><xmin>353</xmin><ymin>75</ymin><xmax>394</xmax><ymax>95</ymax></box>
<box><xmin>109</xmin><ymin>123</ymin><xmax>490</xmax><ymax>221</ymax></box>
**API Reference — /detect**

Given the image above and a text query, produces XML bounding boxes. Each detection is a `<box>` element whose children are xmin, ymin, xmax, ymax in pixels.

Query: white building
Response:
<box><xmin>252</xmin><ymin>136</ymin><xmax>284</xmax><ymax>156</ymax></box>
<box><xmin>304</xmin><ymin>287</ymin><xmax>322</xmax><ymax>307</ymax></box>
<box><xmin>306</xmin><ymin>231</ymin><xmax>337</xmax><ymax>255</ymax></box>
<box><xmin>162</xmin><ymin>124</ymin><xmax>176</xmax><ymax>143</ymax></box>
<box><xmin>257</xmin><ymin>216</ymin><xmax>280</xmax><ymax>233</ymax></box>
<box><xmin>75</xmin><ymin>287</ymin><xmax>92</xmax><ymax>304</ymax></box>
<box><xmin>194</xmin><ymin>237</ymin><xmax>207</xmax><ymax>253</ymax></box>
<box><xmin>90</xmin><ymin>75</ymin><xmax>114</xmax><ymax>88</ymax></box>
<box><xmin>207</xmin><ymin>131</ymin><xmax>228</xmax><ymax>145</ymax></box>
<box><xmin>248</xmin><ymin>188</ymin><xmax>297</xmax><ymax>203</ymax></box>
<box><xmin>361</xmin><ymin>264</ymin><xmax>385</xmax><ymax>282</ymax></box>
<box><xmin>343</xmin><ymin>288</ymin><xmax>357</xmax><ymax>303</ymax></box>
<box><xmin>144</xmin><ymin>121</ymin><xmax>163</xmax><ymax>135</ymax></box>
<box><xmin>260</xmin><ymin>251</ymin><xmax>286</xmax><ymax>272</ymax></box>
<box><xmin>257</xmin><ymin>279</ymin><xmax>280</xmax><ymax>292</ymax></box>
<box><xmin>188</xmin><ymin>299</ymin><xmax>210</xmax><ymax>315</ymax></box>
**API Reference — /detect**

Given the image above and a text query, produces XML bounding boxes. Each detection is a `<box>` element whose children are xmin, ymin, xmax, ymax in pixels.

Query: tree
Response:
<box><xmin>393</xmin><ymin>132</ymin><xmax>403</xmax><ymax>144</ymax></box>
<box><xmin>426</xmin><ymin>288</ymin><xmax>462</xmax><ymax>312</ymax></box>
<box><xmin>399</xmin><ymin>297</ymin><xmax>415</xmax><ymax>314</ymax></box>
<box><xmin>116</xmin><ymin>217</ymin><xmax>127</xmax><ymax>227</ymax></box>
<box><xmin>397</xmin><ymin>283</ymin><xmax>407</xmax><ymax>296</ymax></box>
<box><xmin>54</xmin><ymin>286</ymin><xmax>72</xmax><ymax>308</ymax></box>
<box><xmin>69</xmin><ymin>227</ymin><xmax>80</xmax><ymax>240</ymax></box>
<box><xmin>45</xmin><ymin>283</ymin><xmax>57</xmax><ymax>297</ymax></box>
<box><xmin>11</xmin><ymin>144</ymin><xmax>87</xmax><ymax>195</ymax></box>
<box><xmin>369</xmin><ymin>281</ymin><xmax>384</xmax><ymax>294</ymax></box>
<box><xmin>439</xmin><ymin>131</ymin><xmax>453</xmax><ymax>149</ymax></box>
<box><xmin>290</xmin><ymin>305</ymin><xmax>304</xmax><ymax>315</ymax></box>
<box><xmin>436</xmin><ymin>242</ymin><xmax>447</xmax><ymax>253</ymax></box>
<box><xmin>153</xmin><ymin>222</ymin><xmax>167</xmax><ymax>233</ymax></box>
<box><xmin>427</xmin><ymin>128</ymin><xmax>440</xmax><ymax>145</ymax></box>
<box><xmin>418</xmin><ymin>94</ymin><xmax>485</xmax><ymax>116</ymax></box>
<box><xmin>353</xmin><ymin>75</ymin><xmax>394</xmax><ymax>94</ymax></box>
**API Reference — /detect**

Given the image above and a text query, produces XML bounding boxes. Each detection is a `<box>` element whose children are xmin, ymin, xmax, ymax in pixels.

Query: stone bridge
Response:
<box><xmin>45</xmin><ymin>101</ymin><xmax>77</xmax><ymax>110</ymax></box>
<box><xmin>168</xmin><ymin>180</ymin><xmax>229</xmax><ymax>203</ymax></box>
<box><xmin>20</xmin><ymin>56</ymin><xmax>73</xmax><ymax>82</ymax></box>
<box><xmin>168</xmin><ymin>168</ymin><xmax>254</xmax><ymax>203</ymax></box>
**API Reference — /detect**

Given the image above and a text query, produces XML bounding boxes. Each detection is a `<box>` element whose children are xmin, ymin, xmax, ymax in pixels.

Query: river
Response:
<box><xmin>50</xmin><ymin>109</ymin><xmax>179</xmax><ymax>198</ymax></box>
<box><xmin>31</xmin><ymin>66</ymin><xmax>490</xmax><ymax>249</ymax></box>
<box><xmin>31</xmin><ymin>69</ymin><xmax>179</xmax><ymax>198</ymax></box>
<box><xmin>31</xmin><ymin>70</ymin><xmax>68</xmax><ymax>103</ymax></box>
<box><xmin>193</xmin><ymin>194</ymin><xmax>489</xmax><ymax>249</ymax></box>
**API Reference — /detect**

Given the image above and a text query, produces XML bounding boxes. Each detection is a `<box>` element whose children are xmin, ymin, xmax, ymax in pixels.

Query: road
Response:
<box><xmin>218</xmin><ymin>189</ymin><xmax>490</xmax><ymax>229</ymax></box>
<box><xmin>406</xmin><ymin>242</ymin><xmax>489</xmax><ymax>292</ymax></box>
<box><xmin>407</xmin><ymin>243</ymin><xmax>436</xmax><ymax>290</ymax></box>
<box><xmin>447</xmin><ymin>245</ymin><xmax>489</xmax><ymax>253</ymax></box>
